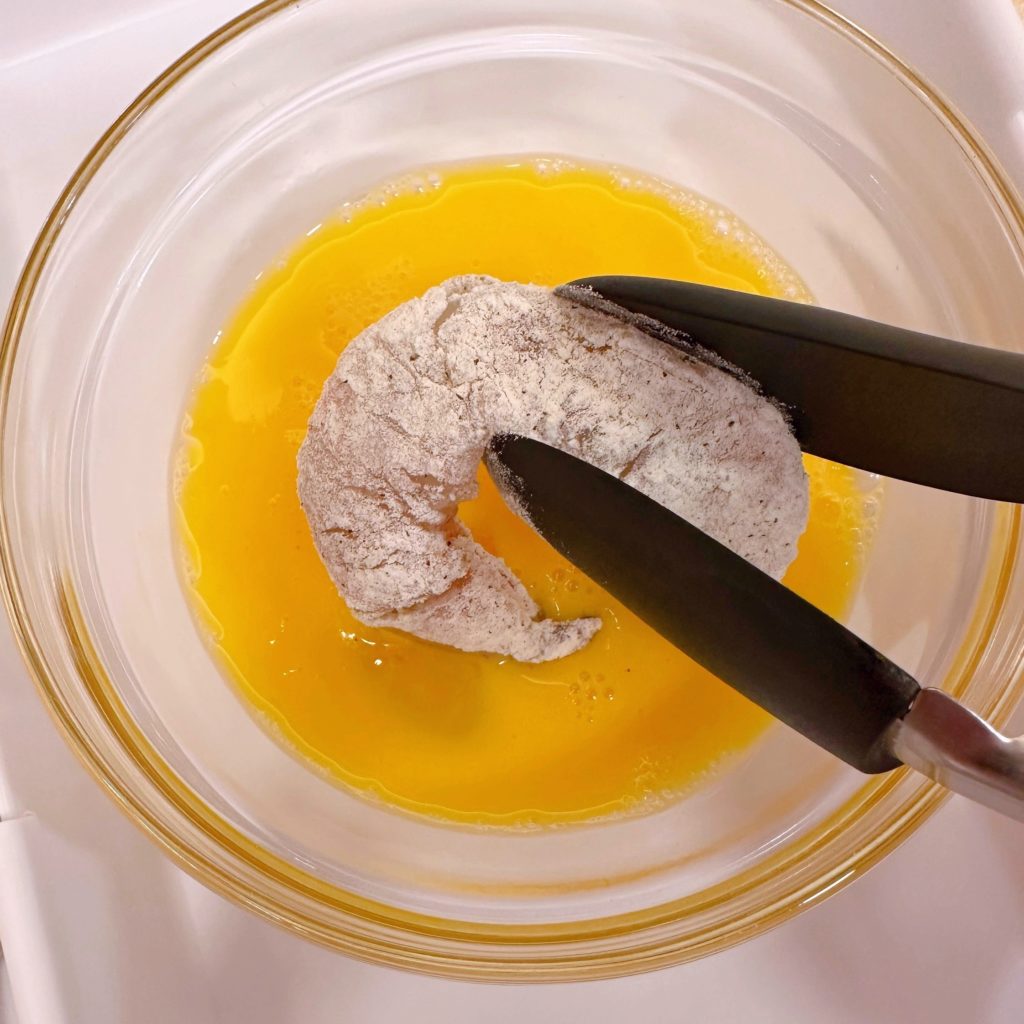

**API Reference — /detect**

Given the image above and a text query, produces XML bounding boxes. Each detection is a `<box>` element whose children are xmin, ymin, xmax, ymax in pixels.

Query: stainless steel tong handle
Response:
<box><xmin>890</xmin><ymin>689</ymin><xmax>1024</xmax><ymax>821</ymax></box>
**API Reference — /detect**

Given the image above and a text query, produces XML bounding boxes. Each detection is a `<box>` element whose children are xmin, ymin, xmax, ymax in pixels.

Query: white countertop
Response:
<box><xmin>2</xmin><ymin>3</ymin><xmax>1024</xmax><ymax>1021</ymax></box>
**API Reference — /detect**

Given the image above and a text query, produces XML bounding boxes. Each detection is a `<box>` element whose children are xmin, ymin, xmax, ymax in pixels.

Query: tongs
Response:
<box><xmin>486</xmin><ymin>276</ymin><xmax>1024</xmax><ymax>822</ymax></box>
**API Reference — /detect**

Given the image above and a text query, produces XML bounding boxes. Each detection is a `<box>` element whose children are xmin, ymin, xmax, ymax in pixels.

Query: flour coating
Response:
<box><xmin>297</xmin><ymin>277</ymin><xmax>808</xmax><ymax>662</ymax></box>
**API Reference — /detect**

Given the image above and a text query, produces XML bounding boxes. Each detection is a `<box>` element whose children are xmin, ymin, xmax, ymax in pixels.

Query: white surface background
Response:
<box><xmin>2</xmin><ymin>2</ymin><xmax>1024</xmax><ymax>1021</ymax></box>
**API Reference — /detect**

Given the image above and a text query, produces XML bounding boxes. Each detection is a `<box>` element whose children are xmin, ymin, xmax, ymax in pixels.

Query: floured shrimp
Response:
<box><xmin>297</xmin><ymin>276</ymin><xmax>808</xmax><ymax>662</ymax></box>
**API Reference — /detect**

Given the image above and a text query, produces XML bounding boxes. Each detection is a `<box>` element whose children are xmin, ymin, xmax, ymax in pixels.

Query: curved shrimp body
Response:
<box><xmin>297</xmin><ymin>277</ymin><xmax>808</xmax><ymax>663</ymax></box>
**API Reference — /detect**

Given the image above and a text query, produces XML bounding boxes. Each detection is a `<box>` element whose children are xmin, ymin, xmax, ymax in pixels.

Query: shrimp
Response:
<box><xmin>297</xmin><ymin>277</ymin><xmax>807</xmax><ymax>663</ymax></box>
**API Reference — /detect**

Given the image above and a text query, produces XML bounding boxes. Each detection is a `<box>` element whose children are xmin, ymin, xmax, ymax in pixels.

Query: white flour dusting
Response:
<box><xmin>297</xmin><ymin>276</ymin><xmax>808</xmax><ymax>662</ymax></box>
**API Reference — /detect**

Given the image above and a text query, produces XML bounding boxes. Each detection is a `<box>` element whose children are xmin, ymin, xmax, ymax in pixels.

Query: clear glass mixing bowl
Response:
<box><xmin>3</xmin><ymin>0</ymin><xmax>1024</xmax><ymax>980</ymax></box>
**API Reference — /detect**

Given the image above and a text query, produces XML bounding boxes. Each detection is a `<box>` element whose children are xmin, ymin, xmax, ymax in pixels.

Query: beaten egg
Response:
<box><xmin>176</xmin><ymin>159</ymin><xmax>869</xmax><ymax>826</ymax></box>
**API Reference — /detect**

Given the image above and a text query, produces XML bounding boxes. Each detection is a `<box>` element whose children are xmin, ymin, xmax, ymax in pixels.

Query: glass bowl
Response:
<box><xmin>4</xmin><ymin>0</ymin><xmax>1024</xmax><ymax>980</ymax></box>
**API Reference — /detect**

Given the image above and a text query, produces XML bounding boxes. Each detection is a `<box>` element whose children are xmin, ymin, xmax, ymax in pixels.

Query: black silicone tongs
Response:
<box><xmin>562</xmin><ymin>276</ymin><xmax>1024</xmax><ymax>501</ymax></box>
<box><xmin>485</xmin><ymin>277</ymin><xmax>1024</xmax><ymax>821</ymax></box>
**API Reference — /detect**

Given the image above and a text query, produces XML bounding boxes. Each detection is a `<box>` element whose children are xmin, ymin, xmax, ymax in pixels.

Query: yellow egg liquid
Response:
<box><xmin>177</xmin><ymin>159</ymin><xmax>867</xmax><ymax>827</ymax></box>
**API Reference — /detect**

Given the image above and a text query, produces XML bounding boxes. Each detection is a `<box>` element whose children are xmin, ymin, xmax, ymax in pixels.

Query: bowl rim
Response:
<box><xmin>3</xmin><ymin>0</ymin><xmax>1024</xmax><ymax>980</ymax></box>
